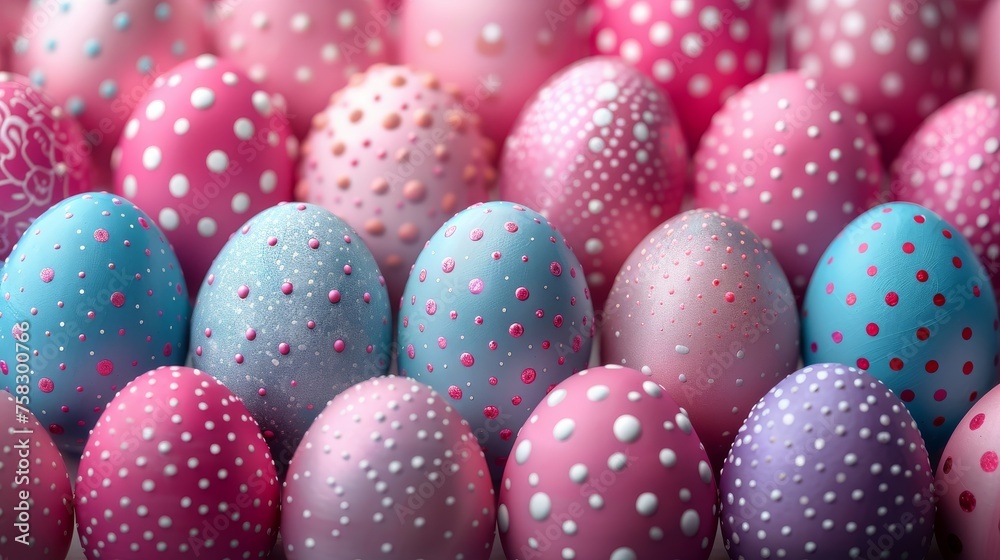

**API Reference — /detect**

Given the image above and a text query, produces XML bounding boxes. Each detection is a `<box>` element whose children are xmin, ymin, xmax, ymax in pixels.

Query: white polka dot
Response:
<box><xmin>231</xmin><ymin>192</ymin><xmax>250</xmax><ymax>213</ymax></box>
<box><xmin>291</xmin><ymin>12</ymin><xmax>311</xmax><ymax>32</ymax></box>
<box><xmin>588</xmin><ymin>199</ymin><xmax>604</xmax><ymax>214</ymax></box>
<box><xmin>652</xmin><ymin>59</ymin><xmax>674</xmax><ymax>82</ymax></box>
<box><xmin>159</xmin><ymin>208</ymin><xmax>179</xmax><ymax>231</ymax></box>
<box><xmin>831</xmin><ymin>40</ymin><xmax>855</xmax><ymax>67</ymax></box>
<box><xmin>620</xmin><ymin>39</ymin><xmax>642</xmax><ymax>64</ymax></box>
<box><xmin>613</xmin><ymin>415</ymin><xmax>642</xmax><ymax>443</ymax></box>
<box><xmin>630</xmin><ymin>2</ymin><xmax>651</xmax><ymax>24</ymax></box>
<box><xmin>608</xmin><ymin>452</ymin><xmax>628</xmax><ymax>471</ymax></box>
<box><xmin>586</xmin><ymin>385</ymin><xmax>610</xmax><ymax>402</ymax></box>
<box><xmin>481</xmin><ymin>23</ymin><xmax>502</xmax><ymax>44</ymax></box>
<box><xmin>529</xmin><ymin>492</ymin><xmax>552</xmax><ymax>521</ymax></box>
<box><xmin>680</xmin><ymin>509</ymin><xmax>700</xmax><ymax>536</ymax></box>
<box><xmin>142</xmin><ymin>146</ymin><xmax>162</xmax><ymax>170</ymax></box>
<box><xmin>671</xmin><ymin>0</ymin><xmax>693</xmax><ymax>17</ymax></box>
<box><xmin>547</xmin><ymin>389</ymin><xmax>567</xmax><ymax>407</ymax></box>
<box><xmin>610</xmin><ymin>547</ymin><xmax>637</xmax><ymax>560</ymax></box>
<box><xmin>197</xmin><ymin>217</ymin><xmax>217</xmax><ymax>238</ymax></box>
<box><xmin>585</xmin><ymin>238</ymin><xmax>604</xmax><ymax>255</ymax></box>
<box><xmin>636</xmin><ymin>493</ymin><xmax>658</xmax><ymax>516</ymax></box>
<box><xmin>497</xmin><ymin>504</ymin><xmax>509</xmax><ymax>532</ymax></box>
<box><xmin>207</xmin><ymin>150</ymin><xmax>229</xmax><ymax>173</ymax></box>
<box><xmin>595</xmin><ymin>82</ymin><xmax>620</xmax><ymax>102</ymax></box>
<box><xmin>871</xmin><ymin>28</ymin><xmax>895</xmax><ymax>54</ymax></box>
<box><xmin>588</xmin><ymin>137</ymin><xmax>605</xmax><ymax>153</ymax></box>
<box><xmin>122</xmin><ymin>175</ymin><xmax>138</xmax><ymax>198</ymax></box>
<box><xmin>168</xmin><ymin>174</ymin><xmax>189</xmax><ymax>198</ymax></box>
<box><xmin>659</xmin><ymin>448</ymin><xmax>677</xmax><ymax>468</ymax></box>
<box><xmin>569</xmin><ymin>463</ymin><xmax>588</xmax><ymax>483</ymax></box>
<box><xmin>145</xmin><ymin>100</ymin><xmax>166</xmax><ymax>121</ymax></box>
<box><xmin>698</xmin><ymin>460</ymin><xmax>712</xmax><ymax>484</ymax></box>
<box><xmin>338</xmin><ymin>10</ymin><xmax>355</xmax><ymax>29</ymax></box>
<box><xmin>515</xmin><ymin>440</ymin><xmax>532</xmax><ymax>464</ymax></box>
<box><xmin>234</xmin><ymin>118</ymin><xmax>255</xmax><ymax>140</ymax></box>
<box><xmin>191</xmin><ymin>87</ymin><xmax>215</xmax><ymax>110</ymax></box>
<box><xmin>259</xmin><ymin>170</ymin><xmax>278</xmax><ymax>193</ymax></box>
<box><xmin>173</xmin><ymin>118</ymin><xmax>190</xmax><ymax>135</ymax></box>
<box><xmin>124</xmin><ymin>118</ymin><xmax>140</xmax><ymax>139</ymax></box>
<box><xmin>194</xmin><ymin>54</ymin><xmax>217</xmax><ymax>69</ymax></box>
<box><xmin>252</xmin><ymin>91</ymin><xmax>272</xmax><ymax>116</ymax></box>
<box><xmin>593</xmin><ymin>108</ymin><xmax>613</xmax><ymax>127</ymax></box>
<box><xmin>649</xmin><ymin>22</ymin><xmax>672</xmax><ymax>46</ymax></box>
<box><xmin>553</xmin><ymin>418</ymin><xmax>575</xmax><ymax>441</ymax></box>
<box><xmin>880</xmin><ymin>73</ymin><xmax>903</xmax><ymax>97</ymax></box>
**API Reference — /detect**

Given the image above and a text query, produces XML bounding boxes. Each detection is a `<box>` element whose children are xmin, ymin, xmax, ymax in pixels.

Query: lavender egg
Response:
<box><xmin>720</xmin><ymin>363</ymin><xmax>935</xmax><ymax>559</ymax></box>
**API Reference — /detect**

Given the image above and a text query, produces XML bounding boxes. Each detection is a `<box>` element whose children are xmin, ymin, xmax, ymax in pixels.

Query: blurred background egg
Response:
<box><xmin>297</xmin><ymin>64</ymin><xmax>495</xmax><ymax>308</ymax></box>
<box><xmin>113</xmin><ymin>54</ymin><xmax>296</xmax><ymax>292</ymax></box>
<box><xmin>591</xmin><ymin>0</ymin><xmax>773</xmax><ymax>150</ymax></box>
<box><xmin>891</xmin><ymin>90</ymin><xmax>1000</xmax><ymax>307</ymax></box>
<box><xmin>976</xmin><ymin>0</ymin><xmax>1000</xmax><ymax>94</ymax></box>
<box><xmin>213</xmin><ymin>0</ymin><xmax>395</xmax><ymax>139</ymax></box>
<box><xmin>693</xmin><ymin>71</ymin><xmax>883</xmax><ymax>299</ymax></box>
<box><xmin>397</xmin><ymin>201</ymin><xmax>594</xmax><ymax>486</ymax></box>
<box><xmin>498</xmin><ymin>366</ymin><xmax>718</xmax><ymax>560</ymax></box>
<box><xmin>74</xmin><ymin>366</ymin><xmax>281</xmax><ymax>559</ymax></box>
<box><xmin>189</xmin><ymin>202</ymin><xmax>392</xmax><ymax>473</ymax></box>
<box><xmin>721</xmin><ymin>363</ymin><xmax>935</xmax><ymax>559</ymax></box>
<box><xmin>281</xmin><ymin>377</ymin><xmax>496</xmax><ymax>560</ymax></box>
<box><xmin>398</xmin><ymin>0</ymin><xmax>590</xmax><ymax>148</ymax></box>
<box><xmin>499</xmin><ymin>56</ymin><xmax>688</xmax><ymax>308</ymax></box>
<box><xmin>0</xmin><ymin>192</ymin><xmax>191</xmax><ymax>453</ymax></box>
<box><xmin>0</xmin><ymin>72</ymin><xmax>91</xmax><ymax>259</ymax></box>
<box><xmin>801</xmin><ymin>202</ymin><xmax>999</xmax><ymax>460</ymax></box>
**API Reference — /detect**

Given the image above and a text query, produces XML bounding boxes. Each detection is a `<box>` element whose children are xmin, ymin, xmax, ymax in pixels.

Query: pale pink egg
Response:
<box><xmin>498</xmin><ymin>365</ymin><xmax>718</xmax><ymax>560</ymax></box>
<box><xmin>298</xmin><ymin>64</ymin><xmax>495</xmax><ymax>307</ymax></box>
<box><xmin>693</xmin><ymin>71</ymin><xmax>883</xmax><ymax>297</ymax></box>
<box><xmin>0</xmin><ymin>1</ymin><xmax>28</xmax><ymax>66</ymax></box>
<box><xmin>976</xmin><ymin>0</ymin><xmax>1000</xmax><ymax>94</ymax></box>
<box><xmin>499</xmin><ymin>56</ymin><xmax>687</xmax><ymax>308</ymax></box>
<box><xmin>591</xmin><ymin>0</ymin><xmax>773</xmax><ymax>150</ymax></box>
<box><xmin>214</xmin><ymin>0</ymin><xmax>395</xmax><ymax>139</ymax></box>
<box><xmin>74</xmin><ymin>366</ymin><xmax>281</xmax><ymax>559</ymax></box>
<box><xmin>112</xmin><ymin>54</ymin><xmax>296</xmax><ymax>291</ymax></box>
<box><xmin>10</xmin><ymin>0</ymin><xmax>210</xmax><ymax>176</ymax></box>
<box><xmin>0</xmin><ymin>72</ymin><xmax>91</xmax><ymax>259</ymax></box>
<box><xmin>786</xmin><ymin>0</ymin><xmax>967</xmax><ymax>163</ymax></box>
<box><xmin>0</xmin><ymin>393</ymin><xmax>74</xmax><ymax>560</ymax></box>
<box><xmin>891</xmin><ymin>90</ymin><xmax>1000</xmax><ymax>305</ymax></box>
<box><xmin>398</xmin><ymin>0</ymin><xmax>590</xmax><ymax>148</ymax></box>
<box><xmin>602</xmin><ymin>210</ymin><xmax>800</xmax><ymax>469</ymax></box>
<box><xmin>281</xmin><ymin>376</ymin><xmax>496</xmax><ymax>560</ymax></box>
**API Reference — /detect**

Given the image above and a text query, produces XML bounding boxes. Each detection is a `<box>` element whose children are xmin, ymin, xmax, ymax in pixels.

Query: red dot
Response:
<box><xmin>483</xmin><ymin>406</ymin><xmax>499</xmax><ymax>419</ymax></box>
<box><xmin>885</xmin><ymin>292</ymin><xmax>899</xmax><ymax>306</ymax></box>
<box><xmin>974</xmin><ymin>286</ymin><xmax>982</xmax><ymax>297</ymax></box>
<box><xmin>511</xmin><ymin>395</ymin><xmax>522</xmax><ymax>405</ymax></box>
<box><xmin>826</xmin><ymin>283</ymin><xmax>835</xmax><ymax>295</ymax></box>
<box><xmin>963</xmin><ymin>327</ymin><xmax>973</xmax><ymax>340</ymax></box>
<box><xmin>934</xmin><ymin>293</ymin><xmax>946</xmax><ymax>306</ymax></box>
<box><xmin>971</xmin><ymin>413</ymin><xmax>986</xmax><ymax>430</ymax></box>
<box><xmin>846</xmin><ymin>293</ymin><xmax>857</xmax><ymax>305</ymax></box>
<box><xmin>460</xmin><ymin>353</ymin><xmax>475</xmax><ymax>367</ymax></box>
<box><xmin>832</xmin><ymin>331</ymin><xmax>844</xmax><ymax>343</ymax></box>
<box><xmin>900</xmin><ymin>389</ymin><xmax>915</xmax><ymax>402</ymax></box>
<box><xmin>943</xmin><ymin>229</ymin><xmax>953</xmax><ymax>239</ymax></box>
<box><xmin>866</xmin><ymin>323</ymin><xmax>880</xmax><ymax>336</ymax></box>
<box><xmin>521</xmin><ymin>368</ymin><xmax>536</xmax><ymax>384</ymax></box>
<box><xmin>953</xmin><ymin>257</ymin><xmax>963</xmax><ymax>268</ymax></box>
<box><xmin>916</xmin><ymin>270</ymin><xmax>928</xmax><ymax>282</ymax></box>
<box><xmin>810</xmin><ymin>342</ymin><xmax>818</xmax><ymax>353</ymax></box>
<box><xmin>960</xmin><ymin>490</ymin><xmax>977</xmax><ymax>512</ymax></box>
<box><xmin>982</xmin><ymin>451</ymin><xmax>998</xmax><ymax>473</ymax></box>
<box><xmin>971</xmin><ymin>391</ymin><xmax>979</xmax><ymax>401</ymax></box>
<box><xmin>725</xmin><ymin>292</ymin><xmax>736</xmax><ymax>303</ymax></box>
<box><xmin>916</xmin><ymin>327</ymin><xmax>930</xmax><ymax>341</ymax></box>
<box><xmin>857</xmin><ymin>358</ymin><xmax>870</xmax><ymax>369</ymax></box>
<box><xmin>902</xmin><ymin>242</ymin><xmax>915</xmax><ymax>254</ymax></box>
<box><xmin>914</xmin><ymin>215</ymin><xmax>926</xmax><ymax>223</ymax></box>
<box><xmin>499</xmin><ymin>429</ymin><xmax>513</xmax><ymax>441</ymax></box>
<box><xmin>926</xmin><ymin>360</ymin><xmax>939</xmax><ymax>373</ymax></box>
<box><xmin>110</xmin><ymin>292</ymin><xmax>125</xmax><ymax>307</ymax></box>
<box><xmin>447</xmin><ymin>385</ymin><xmax>463</xmax><ymax>400</ymax></box>
<box><xmin>944</xmin><ymin>457</ymin><xmax>954</xmax><ymax>474</ymax></box>
<box><xmin>49</xmin><ymin>424</ymin><xmax>64</xmax><ymax>435</ymax></box>
<box><xmin>96</xmin><ymin>359</ymin><xmax>113</xmax><ymax>376</ymax></box>
<box><xmin>933</xmin><ymin>416</ymin><xmax>946</xmax><ymax>427</ymax></box>
<box><xmin>890</xmin><ymin>358</ymin><xmax>904</xmax><ymax>371</ymax></box>
<box><xmin>858</xmin><ymin>242</ymin><xmax>868</xmax><ymax>253</ymax></box>
<box><xmin>38</xmin><ymin>378</ymin><xmax>54</xmax><ymax>393</ymax></box>
<box><xmin>934</xmin><ymin>389</ymin><xmax>947</xmax><ymax>401</ymax></box>
<box><xmin>515</xmin><ymin>287</ymin><xmax>529</xmax><ymax>301</ymax></box>
<box><xmin>868</xmin><ymin>265</ymin><xmax>878</xmax><ymax>276</ymax></box>
<box><xmin>872</xmin><ymin>222</ymin><xmax>882</xmax><ymax>230</ymax></box>
<box><xmin>964</xmin><ymin>361</ymin><xmax>975</xmax><ymax>375</ymax></box>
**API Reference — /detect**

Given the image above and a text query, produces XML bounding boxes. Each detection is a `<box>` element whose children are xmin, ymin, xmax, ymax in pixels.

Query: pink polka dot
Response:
<box><xmin>38</xmin><ymin>378</ymin><xmax>54</xmax><ymax>393</ymax></box>
<box><xmin>858</xmin><ymin>242</ymin><xmax>868</xmax><ymax>253</ymax></box>
<box><xmin>846</xmin><ymin>293</ymin><xmax>857</xmax><ymax>306</ymax></box>
<box><xmin>509</xmin><ymin>323</ymin><xmax>524</xmax><ymax>337</ymax></box>
<box><xmin>448</xmin><ymin>385</ymin><xmax>463</xmax><ymax>400</ymax></box>
<box><xmin>832</xmin><ymin>331</ymin><xmax>843</xmax><ymax>343</ymax></box>
<box><xmin>343</xmin><ymin>265</ymin><xmax>352</xmax><ymax>275</ymax></box>
<box><xmin>437</xmin><ymin>337</ymin><xmax>447</xmax><ymax>349</ymax></box>
<box><xmin>550</xmin><ymin>262</ymin><xmax>562</xmax><ymax>276</ymax></box>
<box><xmin>943</xmin><ymin>229</ymin><xmax>953</xmax><ymax>239</ymax></box>
<box><xmin>238</xmin><ymin>285</ymin><xmax>250</xmax><ymax>299</ymax></box>
<box><xmin>934</xmin><ymin>293</ymin><xmax>946</xmax><ymax>306</ymax></box>
<box><xmin>934</xmin><ymin>389</ymin><xmax>947</xmax><ymax>401</ymax></box>
<box><xmin>504</xmin><ymin>221</ymin><xmax>518</xmax><ymax>233</ymax></box>
<box><xmin>960</xmin><ymin>490</ymin><xmax>976</xmax><ymax>512</ymax></box>
<box><xmin>425</xmin><ymin>299</ymin><xmax>437</xmax><ymax>315</ymax></box>
<box><xmin>470</xmin><ymin>228</ymin><xmax>484</xmax><ymax>241</ymax></box>
<box><xmin>916</xmin><ymin>270</ymin><xmax>929</xmax><ymax>282</ymax></box>
<box><xmin>914</xmin><ymin>215</ymin><xmax>925</xmax><ymax>223</ymax></box>
<box><xmin>515</xmin><ymin>287</ymin><xmax>529</xmax><ymax>301</ymax></box>
<box><xmin>512</xmin><ymin>395</ymin><xmax>522</xmax><ymax>405</ymax></box>
<box><xmin>267</xmin><ymin>236</ymin><xmax>278</xmax><ymax>246</ymax></box>
<box><xmin>246</xmin><ymin>328</ymin><xmax>257</xmax><ymax>341</ymax></box>
<box><xmin>468</xmin><ymin>278</ymin><xmax>484</xmax><ymax>294</ymax></box>
<box><xmin>866</xmin><ymin>323</ymin><xmax>879</xmax><ymax>336</ymax></box>
<box><xmin>278</xmin><ymin>342</ymin><xmax>290</xmax><ymax>355</ymax></box>
<box><xmin>553</xmin><ymin>315</ymin><xmax>564</xmax><ymax>327</ymax></box>
<box><xmin>442</xmin><ymin>257</ymin><xmax>455</xmax><ymax>273</ymax></box>
<box><xmin>110</xmin><ymin>292</ymin><xmax>125</xmax><ymax>307</ymax></box>
<box><xmin>885</xmin><ymin>292</ymin><xmax>899</xmax><ymax>306</ymax></box>
<box><xmin>94</xmin><ymin>228</ymin><xmax>109</xmax><ymax>242</ymax></box>
<box><xmin>826</xmin><ymin>283</ymin><xmax>834</xmax><ymax>295</ymax></box>
<box><xmin>40</xmin><ymin>268</ymin><xmax>54</xmax><ymax>283</ymax></box>
<box><xmin>460</xmin><ymin>353</ymin><xmax>475</xmax><ymax>367</ymax></box>
<box><xmin>483</xmin><ymin>406</ymin><xmax>499</xmax><ymax>419</ymax></box>
<box><xmin>982</xmin><ymin>451</ymin><xmax>998</xmax><ymax>473</ymax></box>
<box><xmin>281</xmin><ymin>282</ymin><xmax>293</xmax><ymax>295</ymax></box>
<box><xmin>96</xmin><ymin>360</ymin><xmax>114</xmax><ymax>376</ymax></box>
<box><xmin>235</xmin><ymin>353</ymin><xmax>244</xmax><ymax>364</ymax></box>
<box><xmin>872</xmin><ymin>222</ymin><xmax>882</xmax><ymax>230</ymax></box>
<box><xmin>902</xmin><ymin>242</ymin><xmax>915</xmax><ymax>254</ymax></box>
<box><xmin>521</xmin><ymin>368</ymin><xmax>536</xmax><ymax>384</ymax></box>
<box><xmin>500</xmin><ymin>429</ymin><xmax>513</xmax><ymax>440</ymax></box>
<box><xmin>867</xmin><ymin>265</ymin><xmax>878</xmax><ymax>276</ymax></box>
<box><xmin>406</xmin><ymin>344</ymin><xmax>415</xmax><ymax>359</ymax></box>
<box><xmin>971</xmin><ymin>413</ymin><xmax>986</xmax><ymax>430</ymax></box>
<box><xmin>328</xmin><ymin>290</ymin><xmax>341</xmax><ymax>303</ymax></box>
<box><xmin>308</xmin><ymin>238</ymin><xmax>319</xmax><ymax>249</ymax></box>
<box><xmin>489</xmin><ymin>377</ymin><xmax>498</xmax><ymax>386</ymax></box>
<box><xmin>138</xmin><ymin>217</ymin><xmax>149</xmax><ymax>229</ymax></box>
<box><xmin>333</xmin><ymin>340</ymin><xmax>345</xmax><ymax>353</ymax></box>
<box><xmin>163</xmin><ymin>343</ymin><xmax>172</xmax><ymax>357</ymax></box>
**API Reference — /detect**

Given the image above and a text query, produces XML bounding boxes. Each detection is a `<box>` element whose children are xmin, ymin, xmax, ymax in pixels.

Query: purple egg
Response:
<box><xmin>720</xmin><ymin>363</ymin><xmax>935</xmax><ymax>559</ymax></box>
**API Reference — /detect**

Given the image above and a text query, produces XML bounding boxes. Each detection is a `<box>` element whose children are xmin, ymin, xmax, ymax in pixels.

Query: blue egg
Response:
<box><xmin>190</xmin><ymin>203</ymin><xmax>392</xmax><ymax>471</ymax></box>
<box><xmin>397</xmin><ymin>201</ymin><xmax>594</xmax><ymax>486</ymax></box>
<box><xmin>802</xmin><ymin>202</ymin><xmax>998</xmax><ymax>459</ymax></box>
<box><xmin>0</xmin><ymin>192</ymin><xmax>190</xmax><ymax>453</ymax></box>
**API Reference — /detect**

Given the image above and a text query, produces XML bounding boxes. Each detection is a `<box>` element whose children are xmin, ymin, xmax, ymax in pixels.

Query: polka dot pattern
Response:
<box><xmin>398</xmin><ymin>0</ymin><xmax>590</xmax><ymax>145</ymax></box>
<box><xmin>693</xmin><ymin>71</ymin><xmax>883</xmax><ymax>299</ymax></box>
<box><xmin>0</xmin><ymin>193</ymin><xmax>191</xmax><ymax>452</ymax></box>
<box><xmin>112</xmin><ymin>54</ymin><xmax>296</xmax><ymax>293</ymax></box>
<box><xmin>0</xmin><ymin>73</ymin><xmax>91</xmax><ymax>260</ymax></box>
<box><xmin>721</xmin><ymin>364</ymin><xmax>935</xmax><ymax>559</ymax></box>
<box><xmin>591</xmin><ymin>0</ymin><xmax>773</xmax><ymax>149</ymax></box>
<box><xmin>892</xmin><ymin>91</ymin><xmax>1000</xmax><ymax>308</ymax></box>
<box><xmin>190</xmin><ymin>202</ymin><xmax>392</xmax><ymax>475</ymax></box>
<box><xmin>802</xmin><ymin>202</ymin><xmax>999</xmax><ymax>459</ymax></box>
<box><xmin>499</xmin><ymin>57</ymin><xmax>687</xmax><ymax>308</ymax></box>
<box><xmin>213</xmin><ymin>0</ymin><xmax>393</xmax><ymax>138</ymax></box>
<box><xmin>281</xmin><ymin>377</ymin><xmax>496</xmax><ymax>560</ymax></box>
<box><xmin>786</xmin><ymin>0</ymin><xmax>967</xmax><ymax>163</ymax></box>
<box><xmin>298</xmin><ymin>65</ymin><xmax>495</xmax><ymax>308</ymax></box>
<box><xmin>498</xmin><ymin>366</ymin><xmax>718</xmax><ymax>560</ymax></box>
<box><xmin>0</xmin><ymin>393</ymin><xmax>75</xmax><ymax>559</ymax></box>
<box><xmin>397</xmin><ymin>201</ymin><xmax>594</xmax><ymax>487</ymax></box>
<box><xmin>602</xmin><ymin>209</ymin><xmax>800</xmax><ymax>469</ymax></box>
<box><xmin>74</xmin><ymin>366</ymin><xmax>281</xmax><ymax>559</ymax></box>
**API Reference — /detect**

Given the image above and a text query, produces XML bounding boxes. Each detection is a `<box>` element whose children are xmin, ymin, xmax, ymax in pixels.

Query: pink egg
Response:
<box><xmin>10</xmin><ymin>0</ymin><xmax>210</xmax><ymax>177</ymax></box>
<box><xmin>976</xmin><ymin>0</ymin><xmax>1000</xmax><ymax>94</ymax></box>
<box><xmin>0</xmin><ymin>72</ymin><xmax>91</xmax><ymax>259</ymax></box>
<box><xmin>0</xmin><ymin>1</ymin><xmax>28</xmax><ymax>65</ymax></box>
<box><xmin>499</xmin><ymin>56</ymin><xmax>687</xmax><ymax>308</ymax></box>
<box><xmin>214</xmin><ymin>0</ymin><xmax>395</xmax><ymax>139</ymax></box>
<box><xmin>936</xmin><ymin>383</ymin><xmax>1000</xmax><ymax>558</ymax></box>
<box><xmin>398</xmin><ymin>0</ymin><xmax>590</xmax><ymax>147</ymax></box>
<box><xmin>602</xmin><ymin>209</ymin><xmax>800</xmax><ymax>469</ymax></box>
<box><xmin>0</xmin><ymin>393</ymin><xmax>74</xmax><ymax>560</ymax></box>
<box><xmin>298</xmin><ymin>64</ymin><xmax>495</xmax><ymax>307</ymax></box>
<box><xmin>281</xmin><ymin>376</ymin><xmax>496</xmax><ymax>560</ymax></box>
<box><xmin>74</xmin><ymin>366</ymin><xmax>281</xmax><ymax>559</ymax></box>
<box><xmin>498</xmin><ymin>365</ymin><xmax>718</xmax><ymax>560</ymax></box>
<box><xmin>591</xmin><ymin>0</ymin><xmax>773</xmax><ymax>150</ymax></box>
<box><xmin>891</xmin><ymin>90</ymin><xmax>1000</xmax><ymax>306</ymax></box>
<box><xmin>112</xmin><ymin>54</ymin><xmax>296</xmax><ymax>291</ymax></box>
<box><xmin>786</xmin><ymin>0</ymin><xmax>966</xmax><ymax>163</ymax></box>
<box><xmin>693</xmin><ymin>71</ymin><xmax>883</xmax><ymax>297</ymax></box>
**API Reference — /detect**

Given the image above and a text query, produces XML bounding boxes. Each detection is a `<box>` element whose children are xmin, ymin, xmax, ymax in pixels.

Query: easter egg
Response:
<box><xmin>298</xmin><ymin>64</ymin><xmax>495</xmax><ymax>308</ymax></box>
<box><xmin>74</xmin><ymin>366</ymin><xmax>281</xmax><ymax>559</ymax></box>
<box><xmin>786</xmin><ymin>0</ymin><xmax>967</xmax><ymax>163</ymax></box>
<box><xmin>499</xmin><ymin>56</ymin><xmax>687</xmax><ymax>308</ymax></box>
<box><xmin>397</xmin><ymin>201</ymin><xmax>594</xmax><ymax>486</ymax></box>
<box><xmin>892</xmin><ymin>91</ymin><xmax>1000</xmax><ymax>306</ymax></box>
<box><xmin>281</xmin><ymin>376</ymin><xmax>496</xmax><ymax>560</ymax></box>
<box><xmin>0</xmin><ymin>72</ymin><xmax>91</xmax><ymax>259</ymax></box>
<box><xmin>0</xmin><ymin>393</ymin><xmax>74</xmax><ymax>560</ymax></box>
<box><xmin>693</xmin><ymin>70</ymin><xmax>883</xmax><ymax>298</ymax></box>
<box><xmin>591</xmin><ymin>0</ymin><xmax>773</xmax><ymax>150</ymax></box>
<box><xmin>935</xmin><ymin>383</ymin><xmax>1000</xmax><ymax>559</ymax></box>
<box><xmin>113</xmin><ymin>54</ymin><xmax>297</xmax><ymax>292</ymax></box>
<box><xmin>602</xmin><ymin>209</ymin><xmax>800</xmax><ymax>469</ymax></box>
<box><xmin>0</xmin><ymin>192</ymin><xmax>191</xmax><ymax>453</ymax></box>
<box><xmin>720</xmin><ymin>363</ymin><xmax>935</xmax><ymax>559</ymax></box>
<box><xmin>213</xmin><ymin>0</ymin><xmax>395</xmax><ymax>138</ymax></box>
<box><xmin>10</xmin><ymin>0</ymin><xmax>211</xmax><ymax>173</ymax></box>
<box><xmin>398</xmin><ymin>0</ymin><xmax>590</xmax><ymax>147</ymax></box>
<box><xmin>801</xmin><ymin>202</ymin><xmax>999</xmax><ymax>459</ymax></box>
<box><xmin>977</xmin><ymin>0</ymin><xmax>1000</xmax><ymax>94</ymax></box>
<box><xmin>189</xmin><ymin>202</ymin><xmax>392</xmax><ymax>472</ymax></box>
<box><xmin>498</xmin><ymin>365</ymin><xmax>718</xmax><ymax>560</ymax></box>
